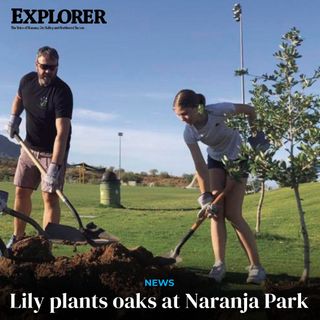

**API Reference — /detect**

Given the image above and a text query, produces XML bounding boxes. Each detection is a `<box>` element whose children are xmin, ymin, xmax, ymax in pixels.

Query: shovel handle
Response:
<box><xmin>14</xmin><ymin>134</ymin><xmax>85</xmax><ymax>230</ymax></box>
<box><xmin>171</xmin><ymin>179</ymin><xmax>238</xmax><ymax>259</ymax></box>
<box><xmin>4</xmin><ymin>207</ymin><xmax>46</xmax><ymax>237</ymax></box>
<box><xmin>172</xmin><ymin>193</ymin><xmax>223</xmax><ymax>259</ymax></box>
<box><xmin>171</xmin><ymin>215</ymin><xmax>206</xmax><ymax>258</ymax></box>
<box><xmin>55</xmin><ymin>190</ymin><xmax>85</xmax><ymax>230</ymax></box>
<box><xmin>14</xmin><ymin>134</ymin><xmax>47</xmax><ymax>176</ymax></box>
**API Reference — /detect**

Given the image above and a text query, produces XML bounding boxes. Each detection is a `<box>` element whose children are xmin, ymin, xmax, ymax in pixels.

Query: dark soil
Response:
<box><xmin>0</xmin><ymin>236</ymin><xmax>319</xmax><ymax>320</ymax></box>
<box><xmin>264</xmin><ymin>279</ymin><xmax>320</xmax><ymax>320</ymax></box>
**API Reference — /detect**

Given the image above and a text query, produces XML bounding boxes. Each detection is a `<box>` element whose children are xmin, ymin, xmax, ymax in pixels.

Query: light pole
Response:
<box><xmin>233</xmin><ymin>3</ymin><xmax>245</xmax><ymax>104</ymax></box>
<box><xmin>118</xmin><ymin>132</ymin><xmax>123</xmax><ymax>180</ymax></box>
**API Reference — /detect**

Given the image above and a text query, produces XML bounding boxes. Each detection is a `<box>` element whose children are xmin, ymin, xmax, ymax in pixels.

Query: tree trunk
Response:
<box><xmin>255</xmin><ymin>180</ymin><xmax>265</xmax><ymax>235</ymax></box>
<box><xmin>293</xmin><ymin>185</ymin><xmax>310</xmax><ymax>283</ymax></box>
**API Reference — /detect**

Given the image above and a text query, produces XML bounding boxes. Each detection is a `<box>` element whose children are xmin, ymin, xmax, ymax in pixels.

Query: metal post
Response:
<box><xmin>118</xmin><ymin>132</ymin><xmax>123</xmax><ymax>180</ymax></box>
<box><xmin>239</xmin><ymin>13</ymin><xmax>245</xmax><ymax>104</ymax></box>
<box><xmin>233</xmin><ymin>3</ymin><xmax>245</xmax><ymax>104</ymax></box>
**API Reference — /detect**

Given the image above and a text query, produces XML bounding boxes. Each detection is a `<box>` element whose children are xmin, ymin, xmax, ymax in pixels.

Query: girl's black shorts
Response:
<box><xmin>207</xmin><ymin>155</ymin><xmax>249</xmax><ymax>178</ymax></box>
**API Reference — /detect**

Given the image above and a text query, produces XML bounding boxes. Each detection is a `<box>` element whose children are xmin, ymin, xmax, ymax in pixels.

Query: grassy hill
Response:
<box><xmin>0</xmin><ymin>181</ymin><xmax>319</xmax><ymax>279</ymax></box>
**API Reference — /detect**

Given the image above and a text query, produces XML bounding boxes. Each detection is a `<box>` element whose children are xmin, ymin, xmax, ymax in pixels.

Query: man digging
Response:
<box><xmin>5</xmin><ymin>46</ymin><xmax>73</xmax><ymax>251</ymax></box>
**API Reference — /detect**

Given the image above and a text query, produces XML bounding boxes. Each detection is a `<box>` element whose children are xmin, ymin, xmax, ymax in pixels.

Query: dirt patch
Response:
<box><xmin>9</xmin><ymin>236</ymin><xmax>54</xmax><ymax>263</ymax></box>
<box><xmin>0</xmin><ymin>237</ymin><xmax>216</xmax><ymax>319</ymax></box>
<box><xmin>0</xmin><ymin>237</ymin><xmax>319</xmax><ymax>320</ymax></box>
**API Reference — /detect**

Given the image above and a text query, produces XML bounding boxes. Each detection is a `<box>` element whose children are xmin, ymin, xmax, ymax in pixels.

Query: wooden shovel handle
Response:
<box><xmin>13</xmin><ymin>134</ymin><xmax>85</xmax><ymax>230</ymax></box>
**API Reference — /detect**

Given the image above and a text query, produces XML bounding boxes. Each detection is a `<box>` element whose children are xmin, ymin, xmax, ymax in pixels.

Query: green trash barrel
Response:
<box><xmin>100</xmin><ymin>171</ymin><xmax>121</xmax><ymax>207</ymax></box>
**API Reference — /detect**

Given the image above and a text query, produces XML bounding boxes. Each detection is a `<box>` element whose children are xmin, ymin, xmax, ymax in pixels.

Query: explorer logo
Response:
<box><xmin>11</xmin><ymin>8</ymin><xmax>107</xmax><ymax>24</ymax></box>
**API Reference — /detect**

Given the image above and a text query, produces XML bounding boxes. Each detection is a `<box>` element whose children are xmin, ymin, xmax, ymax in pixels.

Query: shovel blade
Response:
<box><xmin>0</xmin><ymin>237</ymin><xmax>9</xmax><ymax>258</ymax></box>
<box><xmin>85</xmin><ymin>222</ymin><xmax>119</xmax><ymax>242</ymax></box>
<box><xmin>85</xmin><ymin>238</ymin><xmax>117</xmax><ymax>246</ymax></box>
<box><xmin>45</xmin><ymin>223</ymin><xmax>87</xmax><ymax>243</ymax></box>
<box><xmin>45</xmin><ymin>223</ymin><xmax>117</xmax><ymax>246</ymax></box>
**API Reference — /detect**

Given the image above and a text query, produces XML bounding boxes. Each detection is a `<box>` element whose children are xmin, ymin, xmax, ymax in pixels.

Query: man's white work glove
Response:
<box><xmin>248</xmin><ymin>131</ymin><xmax>270</xmax><ymax>153</ymax></box>
<box><xmin>197</xmin><ymin>192</ymin><xmax>214</xmax><ymax>219</ymax></box>
<box><xmin>43</xmin><ymin>163</ymin><xmax>60</xmax><ymax>192</ymax></box>
<box><xmin>6</xmin><ymin>115</ymin><xmax>22</xmax><ymax>139</ymax></box>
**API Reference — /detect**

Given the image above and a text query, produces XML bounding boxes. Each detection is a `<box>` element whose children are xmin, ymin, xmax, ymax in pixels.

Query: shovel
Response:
<box><xmin>13</xmin><ymin>134</ymin><xmax>118</xmax><ymax>246</ymax></box>
<box><xmin>170</xmin><ymin>179</ymin><xmax>237</xmax><ymax>259</ymax></box>
<box><xmin>0</xmin><ymin>189</ymin><xmax>42</xmax><ymax>258</ymax></box>
<box><xmin>0</xmin><ymin>190</ymin><xmax>87</xmax><ymax>244</ymax></box>
<box><xmin>0</xmin><ymin>237</ymin><xmax>8</xmax><ymax>258</ymax></box>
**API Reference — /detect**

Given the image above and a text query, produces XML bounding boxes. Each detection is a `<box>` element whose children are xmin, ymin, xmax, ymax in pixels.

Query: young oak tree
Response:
<box><xmin>225</xmin><ymin>28</ymin><xmax>319</xmax><ymax>282</ymax></box>
<box><xmin>250</xmin><ymin>28</ymin><xmax>320</xmax><ymax>283</ymax></box>
<box><xmin>225</xmin><ymin>80</ymin><xmax>271</xmax><ymax>235</ymax></box>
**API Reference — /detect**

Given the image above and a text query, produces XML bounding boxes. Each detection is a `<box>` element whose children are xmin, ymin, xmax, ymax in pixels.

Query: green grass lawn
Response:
<box><xmin>0</xmin><ymin>181</ymin><xmax>319</xmax><ymax>280</ymax></box>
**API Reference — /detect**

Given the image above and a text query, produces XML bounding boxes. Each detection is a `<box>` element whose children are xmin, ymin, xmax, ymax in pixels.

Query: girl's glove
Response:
<box><xmin>197</xmin><ymin>192</ymin><xmax>214</xmax><ymax>218</ymax></box>
<box><xmin>248</xmin><ymin>131</ymin><xmax>270</xmax><ymax>152</ymax></box>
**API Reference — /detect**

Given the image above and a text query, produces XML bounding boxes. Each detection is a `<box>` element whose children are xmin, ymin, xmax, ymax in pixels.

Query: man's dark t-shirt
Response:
<box><xmin>18</xmin><ymin>72</ymin><xmax>73</xmax><ymax>152</ymax></box>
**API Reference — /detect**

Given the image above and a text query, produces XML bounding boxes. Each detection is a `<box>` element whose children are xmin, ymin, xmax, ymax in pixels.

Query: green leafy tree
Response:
<box><xmin>122</xmin><ymin>171</ymin><xmax>142</xmax><ymax>183</ymax></box>
<box><xmin>225</xmin><ymin>89</ymin><xmax>269</xmax><ymax>235</ymax></box>
<box><xmin>159</xmin><ymin>171</ymin><xmax>170</xmax><ymax>178</ymax></box>
<box><xmin>149</xmin><ymin>169</ymin><xmax>158</xmax><ymax>176</ymax></box>
<box><xmin>249</xmin><ymin>28</ymin><xmax>320</xmax><ymax>283</ymax></box>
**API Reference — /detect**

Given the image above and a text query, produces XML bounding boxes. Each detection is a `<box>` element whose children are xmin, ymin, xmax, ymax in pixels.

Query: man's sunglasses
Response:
<box><xmin>37</xmin><ymin>62</ymin><xmax>58</xmax><ymax>71</ymax></box>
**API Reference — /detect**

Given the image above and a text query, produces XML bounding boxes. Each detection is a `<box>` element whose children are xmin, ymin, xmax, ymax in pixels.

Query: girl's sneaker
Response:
<box><xmin>246</xmin><ymin>265</ymin><xmax>266</xmax><ymax>284</ymax></box>
<box><xmin>208</xmin><ymin>262</ymin><xmax>226</xmax><ymax>282</ymax></box>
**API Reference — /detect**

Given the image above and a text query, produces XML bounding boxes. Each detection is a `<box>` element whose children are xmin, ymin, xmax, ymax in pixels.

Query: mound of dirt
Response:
<box><xmin>0</xmin><ymin>237</ymin><xmax>171</xmax><ymax>296</ymax></box>
<box><xmin>0</xmin><ymin>237</ymin><xmax>217</xmax><ymax>319</ymax></box>
<box><xmin>9</xmin><ymin>236</ymin><xmax>54</xmax><ymax>262</ymax></box>
<box><xmin>0</xmin><ymin>237</ymin><xmax>319</xmax><ymax>320</ymax></box>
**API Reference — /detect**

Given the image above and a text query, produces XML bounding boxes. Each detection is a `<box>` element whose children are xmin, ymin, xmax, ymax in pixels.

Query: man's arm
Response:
<box><xmin>51</xmin><ymin>117</ymin><xmax>71</xmax><ymax>165</ymax></box>
<box><xmin>11</xmin><ymin>94</ymin><xmax>24</xmax><ymax>115</ymax></box>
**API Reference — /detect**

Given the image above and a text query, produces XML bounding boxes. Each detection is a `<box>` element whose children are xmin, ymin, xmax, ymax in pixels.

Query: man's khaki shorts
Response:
<box><xmin>14</xmin><ymin>147</ymin><xmax>68</xmax><ymax>193</ymax></box>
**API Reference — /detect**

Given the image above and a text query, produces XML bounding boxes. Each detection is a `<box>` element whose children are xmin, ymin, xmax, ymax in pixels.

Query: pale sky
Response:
<box><xmin>1</xmin><ymin>0</ymin><xmax>319</xmax><ymax>176</ymax></box>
